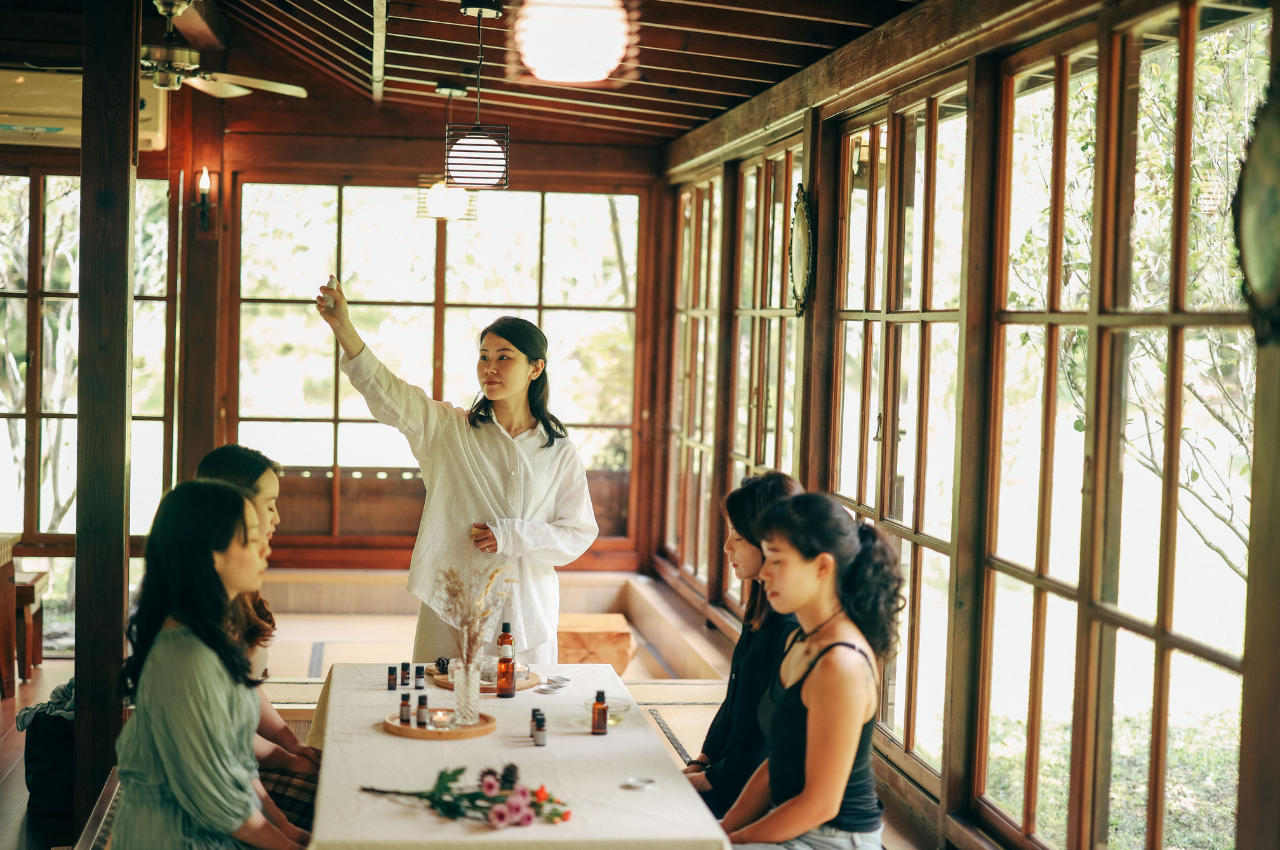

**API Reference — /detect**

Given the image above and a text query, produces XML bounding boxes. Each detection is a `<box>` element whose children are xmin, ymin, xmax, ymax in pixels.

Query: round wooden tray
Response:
<box><xmin>432</xmin><ymin>672</ymin><xmax>540</xmax><ymax>693</ymax></box>
<box><xmin>382</xmin><ymin>710</ymin><xmax>496</xmax><ymax>740</ymax></box>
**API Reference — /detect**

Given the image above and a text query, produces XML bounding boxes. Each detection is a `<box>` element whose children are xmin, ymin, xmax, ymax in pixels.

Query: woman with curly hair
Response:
<box><xmin>197</xmin><ymin>444</ymin><xmax>320</xmax><ymax>830</ymax></box>
<box><xmin>720</xmin><ymin>493</ymin><xmax>904</xmax><ymax>849</ymax></box>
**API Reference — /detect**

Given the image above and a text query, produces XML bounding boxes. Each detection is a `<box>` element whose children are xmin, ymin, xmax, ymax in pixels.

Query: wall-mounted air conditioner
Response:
<box><xmin>0</xmin><ymin>70</ymin><xmax>167</xmax><ymax>150</ymax></box>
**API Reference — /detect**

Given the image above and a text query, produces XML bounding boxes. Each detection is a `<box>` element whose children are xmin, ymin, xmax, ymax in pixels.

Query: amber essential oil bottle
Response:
<box><xmin>416</xmin><ymin>694</ymin><xmax>428</xmax><ymax>726</ymax></box>
<box><xmin>414</xmin><ymin>665</ymin><xmax>425</xmax><ymax>689</ymax></box>
<box><xmin>387</xmin><ymin>666</ymin><xmax>396</xmax><ymax>690</ymax></box>
<box><xmin>400</xmin><ymin>662</ymin><xmax>410</xmax><ymax>687</ymax></box>
<box><xmin>496</xmin><ymin>645</ymin><xmax>516</xmax><ymax>698</ymax></box>
<box><xmin>399</xmin><ymin>693</ymin><xmax>411</xmax><ymax>724</ymax></box>
<box><xmin>592</xmin><ymin>690</ymin><xmax>608</xmax><ymax>735</ymax></box>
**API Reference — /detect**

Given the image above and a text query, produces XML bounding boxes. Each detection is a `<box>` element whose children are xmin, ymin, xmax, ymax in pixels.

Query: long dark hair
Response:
<box><xmin>723</xmin><ymin>471</ymin><xmax>804</xmax><ymax>631</ymax></box>
<box><xmin>753</xmin><ymin>493</ymin><xmax>904</xmax><ymax>660</ymax></box>
<box><xmin>121</xmin><ymin>480</ymin><xmax>263</xmax><ymax>697</ymax></box>
<box><xmin>196</xmin><ymin>444</ymin><xmax>281</xmax><ymax>650</ymax></box>
<box><xmin>467</xmin><ymin>316</ymin><xmax>567</xmax><ymax>448</ymax></box>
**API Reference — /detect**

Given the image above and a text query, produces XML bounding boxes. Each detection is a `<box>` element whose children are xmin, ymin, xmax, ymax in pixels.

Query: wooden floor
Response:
<box><xmin>0</xmin><ymin>660</ymin><xmax>76</xmax><ymax>850</ymax></box>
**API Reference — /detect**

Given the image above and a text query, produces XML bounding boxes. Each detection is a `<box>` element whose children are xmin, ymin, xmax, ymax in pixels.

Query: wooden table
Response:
<box><xmin>15</xmin><ymin>571</ymin><xmax>48</xmax><ymax>681</ymax></box>
<box><xmin>311</xmin><ymin>663</ymin><xmax>728</xmax><ymax>850</ymax></box>
<box><xmin>0</xmin><ymin>535</ymin><xmax>17</xmax><ymax>699</ymax></box>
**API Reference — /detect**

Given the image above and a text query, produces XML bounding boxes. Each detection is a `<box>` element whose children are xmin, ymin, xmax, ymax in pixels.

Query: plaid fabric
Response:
<box><xmin>259</xmin><ymin>768</ymin><xmax>317</xmax><ymax>832</ymax></box>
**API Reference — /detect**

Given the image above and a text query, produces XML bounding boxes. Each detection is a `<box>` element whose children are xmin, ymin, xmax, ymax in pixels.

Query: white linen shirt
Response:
<box><xmin>340</xmin><ymin>346</ymin><xmax>598</xmax><ymax>652</ymax></box>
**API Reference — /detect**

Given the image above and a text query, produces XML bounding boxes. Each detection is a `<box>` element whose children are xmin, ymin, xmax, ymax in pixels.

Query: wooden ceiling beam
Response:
<box><xmin>227</xmin><ymin>0</ymin><xmax>370</xmax><ymax>64</ymax></box>
<box><xmin>172</xmin><ymin>0</ymin><xmax>229</xmax><ymax>51</ymax></box>
<box><xmin>380</xmin><ymin>95</ymin><xmax>678</xmax><ymax>142</ymax></box>
<box><xmin>638</xmin><ymin>3</ymin><xmax>860</xmax><ymax>49</ymax></box>
<box><xmin>222</xmin><ymin>2</ymin><xmax>373</xmax><ymax>95</ymax></box>
<box><xmin>651</xmin><ymin>0</ymin><xmax>915</xmax><ymax>29</ymax></box>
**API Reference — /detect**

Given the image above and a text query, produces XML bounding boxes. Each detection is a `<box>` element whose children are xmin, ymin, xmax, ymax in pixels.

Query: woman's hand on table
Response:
<box><xmin>470</xmin><ymin>522</ymin><xmax>498</xmax><ymax>555</ymax></box>
<box><xmin>687</xmin><ymin>770</ymin><xmax>713</xmax><ymax>793</ymax></box>
<box><xmin>280</xmin><ymin>823</ymin><xmax>310</xmax><ymax>848</ymax></box>
<box><xmin>280</xmin><ymin>750</ymin><xmax>321</xmax><ymax>775</ymax></box>
<box><xmin>288</xmin><ymin>742</ymin><xmax>322</xmax><ymax>770</ymax></box>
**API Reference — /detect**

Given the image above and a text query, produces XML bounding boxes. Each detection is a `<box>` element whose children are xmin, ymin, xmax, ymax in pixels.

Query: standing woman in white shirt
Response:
<box><xmin>315</xmin><ymin>276</ymin><xmax>598</xmax><ymax>664</ymax></box>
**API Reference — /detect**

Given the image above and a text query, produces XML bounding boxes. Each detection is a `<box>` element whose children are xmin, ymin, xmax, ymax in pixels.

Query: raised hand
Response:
<box><xmin>315</xmin><ymin>276</ymin><xmax>366</xmax><ymax>359</ymax></box>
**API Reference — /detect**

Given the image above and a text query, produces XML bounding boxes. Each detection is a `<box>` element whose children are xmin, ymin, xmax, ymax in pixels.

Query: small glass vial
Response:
<box><xmin>399</xmin><ymin>693</ymin><xmax>411</xmax><ymax>724</ymax></box>
<box><xmin>400</xmin><ymin>662</ymin><xmax>410</xmax><ymax>687</ymax></box>
<box><xmin>414</xmin><ymin>665</ymin><xmax>425</xmax><ymax>689</ymax></box>
<box><xmin>592</xmin><ymin>690</ymin><xmax>608</xmax><ymax>735</ymax></box>
<box><xmin>387</xmin><ymin>665</ymin><xmax>396</xmax><ymax>690</ymax></box>
<box><xmin>530</xmin><ymin>708</ymin><xmax>542</xmax><ymax>737</ymax></box>
<box><xmin>496</xmin><ymin>645</ymin><xmax>516</xmax><ymax>698</ymax></box>
<box><xmin>534</xmin><ymin>715</ymin><xmax>547</xmax><ymax>746</ymax></box>
<box><xmin>416</xmin><ymin>694</ymin><xmax>429</xmax><ymax>726</ymax></box>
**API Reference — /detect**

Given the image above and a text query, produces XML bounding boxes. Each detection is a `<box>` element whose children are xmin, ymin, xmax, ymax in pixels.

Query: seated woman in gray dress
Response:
<box><xmin>113</xmin><ymin>480</ymin><xmax>310</xmax><ymax>850</ymax></box>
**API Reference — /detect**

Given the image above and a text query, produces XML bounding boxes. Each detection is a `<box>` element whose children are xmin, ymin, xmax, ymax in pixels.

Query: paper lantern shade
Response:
<box><xmin>506</xmin><ymin>0</ymin><xmax>640</xmax><ymax>89</ymax></box>
<box><xmin>446</xmin><ymin>125</ymin><xmax>510</xmax><ymax>189</ymax></box>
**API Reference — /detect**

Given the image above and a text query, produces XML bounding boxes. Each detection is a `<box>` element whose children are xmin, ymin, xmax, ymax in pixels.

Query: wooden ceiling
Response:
<box><xmin>216</xmin><ymin>0</ymin><xmax>920</xmax><ymax>145</ymax></box>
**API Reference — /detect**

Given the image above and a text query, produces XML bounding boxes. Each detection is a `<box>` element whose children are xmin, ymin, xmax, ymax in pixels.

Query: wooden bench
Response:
<box><xmin>16</xmin><ymin>570</ymin><xmax>48</xmax><ymax>681</ymax></box>
<box><xmin>557</xmin><ymin>612</ymin><xmax>637</xmax><ymax>674</ymax></box>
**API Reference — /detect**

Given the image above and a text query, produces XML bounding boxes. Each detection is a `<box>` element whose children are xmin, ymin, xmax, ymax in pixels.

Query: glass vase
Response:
<box><xmin>454</xmin><ymin>660</ymin><xmax>481</xmax><ymax>726</ymax></box>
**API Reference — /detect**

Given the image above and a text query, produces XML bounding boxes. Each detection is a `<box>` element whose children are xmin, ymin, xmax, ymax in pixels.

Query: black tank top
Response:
<box><xmin>756</xmin><ymin>637</ymin><xmax>883</xmax><ymax>833</ymax></box>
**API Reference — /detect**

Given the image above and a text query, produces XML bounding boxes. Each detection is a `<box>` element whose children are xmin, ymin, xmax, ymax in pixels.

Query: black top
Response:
<box><xmin>698</xmin><ymin>607</ymin><xmax>797</xmax><ymax>816</ymax></box>
<box><xmin>757</xmin><ymin>638</ymin><xmax>882</xmax><ymax>833</ymax></box>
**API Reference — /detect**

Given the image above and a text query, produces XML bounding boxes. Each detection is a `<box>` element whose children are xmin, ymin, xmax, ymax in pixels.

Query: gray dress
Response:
<box><xmin>114</xmin><ymin>626</ymin><xmax>262</xmax><ymax>849</ymax></box>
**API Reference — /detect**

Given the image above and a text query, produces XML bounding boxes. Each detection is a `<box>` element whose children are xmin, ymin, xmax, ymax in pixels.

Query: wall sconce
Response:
<box><xmin>195</xmin><ymin>166</ymin><xmax>220</xmax><ymax>234</ymax></box>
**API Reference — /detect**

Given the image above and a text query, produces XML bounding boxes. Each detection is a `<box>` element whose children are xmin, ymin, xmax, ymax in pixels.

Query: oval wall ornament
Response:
<box><xmin>1233</xmin><ymin>95</ymin><xmax>1280</xmax><ymax>345</ymax></box>
<box><xmin>789</xmin><ymin>183</ymin><xmax>814</xmax><ymax>317</ymax></box>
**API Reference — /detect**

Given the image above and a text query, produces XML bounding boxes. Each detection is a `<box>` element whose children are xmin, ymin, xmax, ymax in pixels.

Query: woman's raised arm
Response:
<box><xmin>315</xmin><ymin>276</ymin><xmax>366</xmax><ymax>359</ymax></box>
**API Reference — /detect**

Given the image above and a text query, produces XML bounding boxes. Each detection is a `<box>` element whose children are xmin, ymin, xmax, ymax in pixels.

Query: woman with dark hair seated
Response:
<box><xmin>720</xmin><ymin>494</ymin><xmax>903</xmax><ymax>850</ymax></box>
<box><xmin>685</xmin><ymin>472</ymin><xmax>803</xmax><ymax>817</ymax></box>
<box><xmin>114</xmin><ymin>480</ymin><xmax>309</xmax><ymax>850</ymax></box>
<box><xmin>197</xmin><ymin>444</ymin><xmax>321</xmax><ymax>831</ymax></box>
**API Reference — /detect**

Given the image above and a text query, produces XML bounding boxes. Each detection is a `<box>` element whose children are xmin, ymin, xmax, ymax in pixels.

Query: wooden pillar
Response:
<box><xmin>74</xmin><ymin>0</ymin><xmax>139</xmax><ymax>829</ymax></box>
<box><xmin>178</xmin><ymin>77</ymin><xmax>225</xmax><ymax>480</ymax></box>
<box><xmin>705</xmin><ymin>162</ymin><xmax>739</xmax><ymax>605</ymax></box>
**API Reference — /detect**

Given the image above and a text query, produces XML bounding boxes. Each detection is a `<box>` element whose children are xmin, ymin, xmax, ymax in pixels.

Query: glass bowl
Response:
<box><xmin>583</xmin><ymin>696</ymin><xmax>631</xmax><ymax>725</ymax></box>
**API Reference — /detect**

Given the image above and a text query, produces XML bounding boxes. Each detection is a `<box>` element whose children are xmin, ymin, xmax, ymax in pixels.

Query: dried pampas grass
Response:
<box><xmin>438</xmin><ymin>560</ymin><xmax>512</xmax><ymax>667</ymax></box>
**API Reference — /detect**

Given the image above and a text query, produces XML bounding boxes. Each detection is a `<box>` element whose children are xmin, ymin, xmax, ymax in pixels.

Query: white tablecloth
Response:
<box><xmin>311</xmin><ymin>663</ymin><xmax>729</xmax><ymax>850</ymax></box>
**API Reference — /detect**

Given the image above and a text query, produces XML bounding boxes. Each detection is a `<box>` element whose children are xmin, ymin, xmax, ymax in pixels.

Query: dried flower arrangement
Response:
<box><xmin>362</xmin><ymin>765</ymin><xmax>571</xmax><ymax>828</ymax></box>
<box><xmin>437</xmin><ymin>560</ymin><xmax>512</xmax><ymax>668</ymax></box>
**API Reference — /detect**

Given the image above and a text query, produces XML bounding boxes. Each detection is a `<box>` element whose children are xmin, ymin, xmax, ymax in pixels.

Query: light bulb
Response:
<box><xmin>447</xmin><ymin>131</ymin><xmax>506</xmax><ymax>188</ymax></box>
<box><xmin>515</xmin><ymin>0</ymin><xmax>629</xmax><ymax>83</ymax></box>
<box><xmin>424</xmin><ymin>180</ymin><xmax>471</xmax><ymax>220</ymax></box>
<box><xmin>199</xmin><ymin>166</ymin><xmax>211</xmax><ymax>192</ymax></box>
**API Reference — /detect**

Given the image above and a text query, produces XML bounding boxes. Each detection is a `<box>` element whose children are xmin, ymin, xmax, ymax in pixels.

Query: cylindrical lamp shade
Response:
<box><xmin>425</xmin><ymin>181</ymin><xmax>472</xmax><ymax>219</ymax></box>
<box><xmin>515</xmin><ymin>0</ymin><xmax>629</xmax><ymax>83</ymax></box>
<box><xmin>445</xmin><ymin>124</ymin><xmax>510</xmax><ymax>189</ymax></box>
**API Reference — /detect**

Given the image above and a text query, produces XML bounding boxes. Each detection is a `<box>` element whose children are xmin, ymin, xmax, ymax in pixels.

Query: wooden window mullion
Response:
<box><xmin>160</xmin><ymin>169</ymin><xmax>181</xmax><ymax>496</ymax></box>
<box><xmin>1023</xmin><ymin>585</ymin><xmax>1049</xmax><ymax>835</ymax></box>
<box><xmin>1048</xmin><ymin>54</ymin><xmax>1069</xmax><ymax>314</ymax></box>
<box><xmin>904</xmin><ymin>540</ymin><xmax>923</xmax><ymax>753</ymax></box>
<box><xmin>24</xmin><ymin>171</ymin><xmax>44</xmax><ymax>537</ymax></box>
<box><xmin>331</xmin><ymin>185</ymin><xmax>344</xmax><ymax>538</ymax></box>
<box><xmin>433</xmin><ymin>218</ymin><xmax>446</xmax><ymax>400</ymax></box>
<box><xmin>914</xmin><ymin>320</ymin><xmax>931</xmax><ymax>535</ymax></box>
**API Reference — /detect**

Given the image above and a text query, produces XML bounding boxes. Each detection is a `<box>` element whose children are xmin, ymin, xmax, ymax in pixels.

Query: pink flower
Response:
<box><xmin>488</xmin><ymin>803</ymin><xmax>510</xmax><ymax>828</ymax></box>
<box><xmin>481</xmin><ymin>774</ymin><xmax>502</xmax><ymax>797</ymax></box>
<box><xmin>509</xmin><ymin>784</ymin><xmax>531</xmax><ymax>805</ymax></box>
<box><xmin>516</xmin><ymin>809</ymin><xmax>536</xmax><ymax>827</ymax></box>
<box><xmin>506</xmin><ymin>798</ymin><xmax>528</xmax><ymax>820</ymax></box>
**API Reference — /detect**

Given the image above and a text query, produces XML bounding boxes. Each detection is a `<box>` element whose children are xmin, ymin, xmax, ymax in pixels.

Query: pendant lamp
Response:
<box><xmin>447</xmin><ymin>8</ymin><xmax>510</xmax><ymax>189</ymax></box>
<box><xmin>419</xmin><ymin>91</ymin><xmax>479</xmax><ymax>220</ymax></box>
<box><xmin>508</xmin><ymin>0</ymin><xmax>640</xmax><ymax>88</ymax></box>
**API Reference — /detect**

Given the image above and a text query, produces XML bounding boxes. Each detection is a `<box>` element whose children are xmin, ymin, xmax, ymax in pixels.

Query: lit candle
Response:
<box><xmin>430</xmin><ymin>709</ymin><xmax>454</xmax><ymax>730</ymax></box>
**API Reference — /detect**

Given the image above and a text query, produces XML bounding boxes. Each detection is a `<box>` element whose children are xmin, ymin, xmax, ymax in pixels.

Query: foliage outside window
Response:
<box><xmin>236</xmin><ymin>184</ymin><xmax>640</xmax><ymax>542</ymax></box>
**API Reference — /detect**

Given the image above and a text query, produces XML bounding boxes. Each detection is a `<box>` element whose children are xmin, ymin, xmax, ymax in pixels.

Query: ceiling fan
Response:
<box><xmin>142</xmin><ymin>0</ymin><xmax>307</xmax><ymax>99</ymax></box>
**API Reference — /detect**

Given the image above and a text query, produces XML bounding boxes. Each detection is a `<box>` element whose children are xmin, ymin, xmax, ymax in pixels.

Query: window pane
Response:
<box><xmin>135</xmin><ymin>178</ymin><xmax>169</xmax><ymax>296</ymax></box>
<box><xmin>995</xmin><ymin>326</ymin><xmax>1046</xmax><ymax>568</ymax></box>
<box><xmin>1172</xmin><ymin>328</ymin><xmax>1251</xmax><ymax>656</ymax></box>
<box><xmin>862</xmin><ymin>322</ymin><xmax>882</xmax><ymax>507</ymax></box>
<box><xmin>238</xmin><ymin>420</ymin><xmax>334</xmax><ymax>467</ymax></box>
<box><xmin>707</xmin><ymin>178</ymin><xmax>722</xmax><ymax>310</ymax></box>
<box><xmin>786</xmin><ymin>152</ymin><xmax>802</xmax><ymax>310</ymax></box>
<box><xmin>780</xmin><ymin>317</ymin><xmax>801</xmax><ymax>475</ymax></box>
<box><xmin>1187</xmin><ymin>11</ymin><xmax>1269</xmax><ymax>311</ymax></box>
<box><xmin>341</xmin><ymin>186</ymin><xmax>435</xmax><ymax>303</ymax></box>
<box><xmin>1107</xmin><ymin>629</ymin><xmax>1155</xmax><ymax>850</ymax></box>
<box><xmin>888</xmin><ymin>322</ymin><xmax>920</xmax><ymax>526</ymax></box>
<box><xmin>740</xmin><ymin>168</ymin><xmax>757</xmax><ymax>309</ymax></box>
<box><xmin>665</xmin><ymin>438</ymin><xmax>682</xmax><ymax>552</ymax></box>
<box><xmin>1115</xmin><ymin>329</ymin><xmax>1167</xmax><ymax>621</ymax></box>
<box><xmin>541</xmin><ymin>309</ymin><xmax>635</xmax><ymax>425</ymax></box>
<box><xmin>1124</xmin><ymin>15</ymin><xmax>1181</xmax><ymax>312</ymax></box>
<box><xmin>1062</xmin><ymin>52</ymin><xmax>1098</xmax><ymax>312</ymax></box>
<box><xmin>38</xmin><ymin>417</ymin><xmax>75</xmax><ymax>533</ymax></box>
<box><xmin>672</xmin><ymin>313</ymin><xmax>688</xmax><ymax>433</ymax></box>
<box><xmin>543</xmin><ymin>193</ymin><xmax>638</xmax><ymax>307</ymax></box>
<box><xmin>932</xmin><ymin>91</ymin><xmax>967</xmax><ymax>310</ymax></box>
<box><xmin>871</xmin><ymin>125</ymin><xmax>888</xmax><ymax>310</ymax></box>
<box><xmin>446</xmin><ymin>190</ymin><xmax>540</xmax><ymax>304</ymax></box>
<box><xmin>762</xmin><ymin>318</ymin><xmax>781</xmax><ymax>465</ymax></box>
<box><xmin>690</xmin><ymin>317</ymin><xmax>705</xmax><ymax>438</ymax></box>
<box><xmin>1164</xmin><ymin>652</ymin><xmax>1241</xmax><ymax>844</ymax></box>
<box><xmin>41</xmin><ymin>297</ymin><xmax>77</xmax><ymax>414</ymax></box>
<box><xmin>44</xmin><ymin>176</ymin><xmax>79</xmax><ymax>293</ymax></box>
<box><xmin>130</xmin><ymin>419</ymin><xmax>164</xmax><ymax>535</ymax></box>
<box><xmin>568</xmin><ymin>427</ymin><xmax>632</xmax><ymax>538</ymax></box>
<box><xmin>922</xmin><ymin>323</ymin><xmax>959</xmax><ymax>541</ymax></box>
<box><xmin>881</xmin><ymin>538</ymin><xmax>912</xmax><ymax>742</ymax></box>
<box><xmin>1</xmin><ymin>297</ymin><xmax>26</xmax><ymax>412</ymax></box>
<box><xmin>703</xmin><ymin>316</ymin><xmax>719</xmax><ymax>444</ymax></box>
<box><xmin>733</xmin><ymin>317</ymin><xmax>752</xmax><ymax>456</ymax></box>
<box><xmin>1035</xmin><ymin>593</ymin><xmax>1077</xmax><ymax>848</ymax></box>
<box><xmin>239</xmin><ymin>303</ymin><xmax>334</xmax><ymax>419</ymax></box>
<box><xmin>0</xmin><ymin>422</ymin><xmax>22</xmax><ymax>530</ymax></box>
<box><xmin>846</xmin><ymin>129</ymin><xmax>871</xmax><ymax>310</ymax></box>
<box><xmin>1048</xmin><ymin>327</ymin><xmax>1088</xmax><ymax>583</ymax></box>
<box><xmin>240</xmin><ymin>183</ymin><xmax>338</xmax><ymax>300</ymax></box>
<box><xmin>901</xmin><ymin>109</ymin><xmax>927</xmax><ymax>312</ymax></box>
<box><xmin>700</xmin><ymin>189</ymin><xmax>713</xmax><ymax>309</ymax></box>
<box><xmin>767</xmin><ymin>160</ymin><xmax>787</xmax><ymax>309</ymax></box>
<box><xmin>1006</xmin><ymin>67</ymin><xmax>1054</xmax><ymax>311</ymax></box>
<box><xmin>913</xmin><ymin>546</ymin><xmax>948</xmax><ymax>772</ymax></box>
<box><xmin>442</xmin><ymin>306</ymin><xmax>538</xmax><ymax>407</ymax></box>
<box><xmin>133</xmin><ymin>299</ymin><xmax>167</xmax><ymax>417</ymax></box>
<box><xmin>836</xmin><ymin>321</ymin><xmax>864</xmax><ymax>500</ymax></box>
<box><xmin>337</xmin><ymin>421</ymin><xmax>418</xmax><ymax>468</ymax></box>
<box><xmin>340</xmin><ymin>306</ymin><xmax>433</xmax><ymax>418</ymax></box>
<box><xmin>984</xmin><ymin>572</ymin><xmax>1033</xmax><ymax>823</ymax></box>
<box><xmin>0</xmin><ymin>175</ymin><xmax>29</xmax><ymax>292</ymax></box>
<box><xmin>678</xmin><ymin>196</ymin><xmax>693</xmax><ymax>311</ymax></box>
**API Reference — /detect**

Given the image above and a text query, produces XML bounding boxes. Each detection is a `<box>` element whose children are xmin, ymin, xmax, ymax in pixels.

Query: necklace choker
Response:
<box><xmin>795</xmin><ymin>609</ymin><xmax>844</xmax><ymax>643</ymax></box>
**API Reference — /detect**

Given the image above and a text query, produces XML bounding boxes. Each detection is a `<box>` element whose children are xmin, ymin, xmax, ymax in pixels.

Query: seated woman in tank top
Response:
<box><xmin>719</xmin><ymin>494</ymin><xmax>903</xmax><ymax>850</ymax></box>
